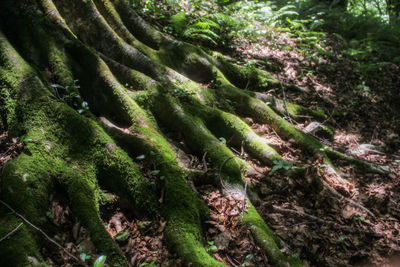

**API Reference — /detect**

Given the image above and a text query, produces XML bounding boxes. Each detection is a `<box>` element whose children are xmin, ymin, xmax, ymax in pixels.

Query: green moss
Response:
<box><xmin>215</xmin><ymin>72</ymin><xmax>325</xmax><ymax>153</ymax></box>
<box><xmin>152</xmin><ymin>95</ymin><xmax>244</xmax><ymax>186</ymax></box>
<box><xmin>102</xmin><ymin>55</ymin><xmax>157</xmax><ymax>93</ymax></box>
<box><xmin>1</xmin><ymin>152</ymin><xmax>58</xmax><ymax>222</ymax></box>
<box><xmin>0</xmin><ymin>216</ymin><xmax>48</xmax><ymax>267</ymax></box>
<box><xmin>0</xmin><ymin>85</ymin><xmax>16</xmax><ymax>129</ymax></box>
<box><xmin>163</xmin><ymin>170</ymin><xmax>224</xmax><ymax>267</ymax></box>
<box><xmin>195</xmin><ymin>104</ymin><xmax>282</xmax><ymax>164</ymax></box>
<box><xmin>252</xmin><ymin>92</ymin><xmax>327</xmax><ymax>122</ymax></box>
<box><xmin>158</xmin><ymin>41</ymin><xmax>215</xmax><ymax>83</ymax></box>
<box><xmin>0</xmin><ymin>3</ymin><xmax>313</xmax><ymax>266</ymax></box>
<box><xmin>285</xmin><ymin>101</ymin><xmax>327</xmax><ymax>121</ymax></box>
<box><xmin>63</xmin><ymin>170</ymin><xmax>128</xmax><ymax>266</ymax></box>
<box><xmin>212</xmin><ymin>52</ymin><xmax>279</xmax><ymax>91</ymax></box>
<box><xmin>112</xmin><ymin>0</ymin><xmax>163</xmax><ymax>50</ymax></box>
<box><xmin>93</xmin><ymin>0</ymin><xmax>158</xmax><ymax>59</ymax></box>
<box><xmin>243</xmin><ymin>203</ymin><xmax>303</xmax><ymax>267</ymax></box>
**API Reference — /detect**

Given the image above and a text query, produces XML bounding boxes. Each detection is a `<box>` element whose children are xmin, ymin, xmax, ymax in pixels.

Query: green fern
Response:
<box><xmin>206</xmin><ymin>13</ymin><xmax>238</xmax><ymax>28</ymax></box>
<box><xmin>191</xmin><ymin>18</ymin><xmax>221</xmax><ymax>30</ymax></box>
<box><xmin>183</xmin><ymin>27</ymin><xmax>220</xmax><ymax>45</ymax></box>
<box><xmin>172</xmin><ymin>14</ymin><xmax>224</xmax><ymax>45</ymax></box>
<box><xmin>170</xmin><ymin>12</ymin><xmax>187</xmax><ymax>32</ymax></box>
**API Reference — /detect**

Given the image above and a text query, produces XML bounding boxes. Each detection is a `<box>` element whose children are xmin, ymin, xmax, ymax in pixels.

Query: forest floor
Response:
<box><xmin>1</xmin><ymin>14</ymin><xmax>400</xmax><ymax>267</ymax></box>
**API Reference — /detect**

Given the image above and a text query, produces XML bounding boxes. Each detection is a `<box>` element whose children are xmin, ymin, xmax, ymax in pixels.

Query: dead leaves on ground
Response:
<box><xmin>199</xmin><ymin>185</ymin><xmax>269</xmax><ymax>267</ymax></box>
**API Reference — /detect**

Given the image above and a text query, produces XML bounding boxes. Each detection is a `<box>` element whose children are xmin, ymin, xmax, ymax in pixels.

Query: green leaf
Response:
<box><xmin>94</xmin><ymin>255</ymin><xmax>107</xmax><ymax>267</ymax></box>
<box><xmin>245</xmin><ymin>253</ymin><xmax>254</xmax><ymax>262</ymax></box>
<box><xmin>115</xmin><ymin>231</ymin><xmax>130</xmax><ymax>242</ymax></box>
<box><xmin>170</xmin><ymin>12</ymin><xmax>187</xmax><ymax>33</ymax></box>
<box><xmin>81</xmin><ymin>101</ymin><xmax>89</xmax><ymax>108</ymax></box>
<box><xmin>140</xmin><ymin>261</ymin><xmax>156</xmax><ymax>267</ymax></box>
<box><xmin>271</xmin><ymin>165</ymin><xmax>281</xmax><ymax>172</ymax></box>
<box><xmin>355</xmin><ymin>216</ymin><xmax>365</xmax><ymax>222</ymax></box>
<box><xmin>21</xmin><ymin>136</ymin><xmax>33</xmax><ymax>143</ymax></box>
<box><xmin>80</xmin><ymin>253</ymin><xmax>90</xmax><ymax>262</ymax></box>
<box><xmin>46</xmin><ymin>211</ymin><xmax>53</xmax><ymax>219</ymax></box>
<box><xmin>149</xmin><ymin>170</ymin><xmax>160</xmax><ymax>176</ymax></box>
<box><xmin>219</xmin><ymin>137</ymin><xmax>226</xmax><ymax>144</ymax></box>
<box><xmin>136</xmin><ymin>154</ymin><xmax>146</xmax><ymax>160</ymax></box>
<box><xmin>51</xmin><ymin>84</ymin><xmax>65</xmax><ymax>89</ymax></box>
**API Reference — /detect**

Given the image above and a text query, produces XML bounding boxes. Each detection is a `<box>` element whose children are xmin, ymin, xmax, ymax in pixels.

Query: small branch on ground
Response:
<box><xmin>241</xmin><ymin>178</ymin><xmax>248</xmax><ymax>220</ymax></box>
<box><xmin>277</xmin><ymin>74</ymin><xmax>295</xmax><ymax>125</ymax></box>
<box><xmin>272</xmin><ymin>205</ymin><xmax>381</xmax><ymax>237</ymax></box>
<box><xmin>0</xmin><ymin>222</ymin><xmax>23</xmax><ymax>243</ymax></box>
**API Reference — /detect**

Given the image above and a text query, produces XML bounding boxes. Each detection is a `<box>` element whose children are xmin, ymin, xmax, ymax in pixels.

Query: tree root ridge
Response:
<box><xmin>0</xmin><ymin>1</ymin><xmax>391</xmax><ymax>266</ymax></box>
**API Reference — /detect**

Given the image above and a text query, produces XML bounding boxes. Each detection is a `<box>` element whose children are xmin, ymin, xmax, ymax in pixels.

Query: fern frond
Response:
<box><xmin>206</xmin><ymin>13</ymin><xmax>238</xmax><ymax>28</ymax></box>
<box><xmin>170</xmin><ymin>12</ymin><xmax>187</xmax><ymax>32</ymax></box>
<box><xmin>186</xmin><ymin>33</ymin><xmax>219</xmax><ymax>45</ymax></box>
<box><xmin>191</xmin><ymin>18</ymin><xmax>221</xmax><ymax>30</ymax></box>
<box><xmin>183</xmin><ymin>28</ymin><xmax>220</xmax><ymax>39</ymax></box>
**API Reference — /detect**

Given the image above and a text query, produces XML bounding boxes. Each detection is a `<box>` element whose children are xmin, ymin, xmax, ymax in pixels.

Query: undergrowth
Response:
<box><xmin>126</xmin><ymin>0</ymin><xmax>399</xmax><ymax>106</ymax></box>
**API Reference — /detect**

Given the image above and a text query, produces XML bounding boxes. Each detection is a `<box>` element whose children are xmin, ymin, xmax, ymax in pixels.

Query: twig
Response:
<box><xmin>0</xmin><ymin>200</ymin><xmax>89</xmax><ymax>267</ymax></box>
<box><xmin>230</xmin><ymin>146</ymin><xmax>241</xmax><ymax>156</ymax></box>
<box><xmin>241</xmin><ymin>178</ymin><xmax>248</xmax><ymax>219</ymax></box>
<box><xmin>277</xmin><ymin>74</ymin><xmax>294</xmax><ymax>125</ymax></box>
<box><xmin>271</xmin><ymin>128</ymin><xmax>295</xmax><ymax>152</ymax></box>
<box><xmin>272</xmin><ymin>205</ymin><xmax>381</xmax><ymax>237</ymax></box>
<box><xmin>289</xmin><ymin>221</ymin><xmax>317</xmax><ymax>228</ymax></box>
<box><xmin>323</xmin><ymin>181</ymin><xmax>375</xmax><ymax>217</ymax></box>
<box><xmin>226</xmin><ymin>255</ymin><xmax>239</xmax><ymax>267</ymax></box>
<box><xmin>244</xmin><ymin>78</ymin><xmax>250</xmax><ymax>91</ymax></box>
<box><xmin>0</xmin><ymin>222</ymin><xmax>23</xmax><ymax>243</ymax></box>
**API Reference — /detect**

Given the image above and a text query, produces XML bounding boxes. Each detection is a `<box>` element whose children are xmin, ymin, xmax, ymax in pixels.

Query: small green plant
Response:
<box><xmin>45</xmin><ymin>210</ymin><xmax>54</xmax><ymax>219</ymax></box>
<box><xmin>148</xmin><ymin>169</ymin><xmax>160</xmax><ymax>176</ymax></box>
<box><xmin>354</xmin><ymin>216</ymin><xmax>365</xmax><ymax>222</ymax></box>
<box><xmin>245</xmin><ymin>253</ymin><xmax>254</xmax><ymax>262</ymax></box>
<box><xmin>115</xmin><ymin>231</ymin><xmax>130</xmax><ymax>242</ymax></box>
<box><xmin>218</xmin><ymin>137</ymin><xmax>227</xmax><ymax>144</ymax></box>
<box><xmin>80</xmin><ymin>253</ymin><xmax>90</xmax><ymax>262</ymax></box>
<box><xmin>173</xmin><ymin>88</ymin><xmax>193</xmax><ymax>98</ymax></box>
<box><xmin>93</xmin><ymin>255</ymin><xmax>107</xmax><ymax>267</ymax></box>
<box><xmin>319</xmin><ymin>146</ymin><xmax>329</xmax><ymax>152</ymax></box>
<box><xmin>51</xmin><ymin>80</ymin><xmax>89</xmax><ymax>114</ymax></box>
<box><xmin>20</xmin><ymin>135</ymin><xmax>33</xmax><ymax>143</ymax></box>
<box><xmin>77</xmin><ymin>244</ymin><xmax>91</xmax><ymax>262</ymax></box>
<box><xmin>140</xmin><ymin>261</ymin><xmax>157</xmax><ymax>267</ymax></box>
<box><xmin>271</xmin><ymin>159</ymin><xmax>294</xmax><ymax>172</ymax></box>
<box><xmin>337</xmin><ymin>235</ymin><xmax>347</xmax><ymax>250</ymax></box>
<box><xmin>206</xmin><ymin>240</ymin><xmax>218</xmax><ymax>254</ymax></box>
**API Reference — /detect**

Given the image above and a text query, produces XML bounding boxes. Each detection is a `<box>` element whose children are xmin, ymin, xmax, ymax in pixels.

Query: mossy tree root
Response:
<box><xmin>1</xmin><ymin>0</ymin><xmax>386</xmax><ymax>266</ymax></box>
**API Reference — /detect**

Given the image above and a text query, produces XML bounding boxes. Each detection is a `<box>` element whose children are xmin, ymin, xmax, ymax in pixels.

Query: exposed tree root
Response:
<box><xmin>0</xmin><ymin>0</ymin><xmax>390</xmax><ymax>266</ymax></box>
